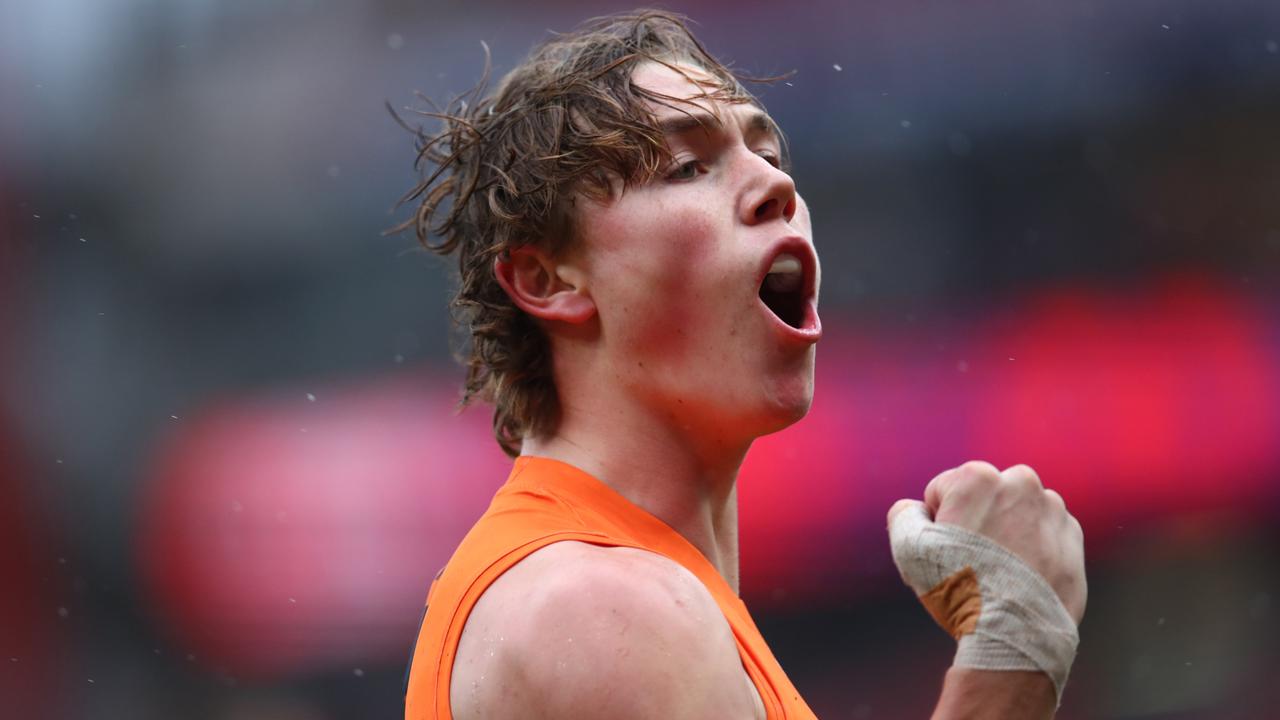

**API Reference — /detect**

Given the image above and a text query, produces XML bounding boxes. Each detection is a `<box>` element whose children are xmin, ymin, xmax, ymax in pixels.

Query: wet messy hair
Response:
<box><xmin>387</xmin><ymin>9</ymin><xmax>780</xmax><ymax>457</ymax></box>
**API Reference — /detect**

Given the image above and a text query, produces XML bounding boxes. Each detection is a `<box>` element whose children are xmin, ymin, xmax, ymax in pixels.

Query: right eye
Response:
<box><xmin>666</xmin><ymin>159</ymin><xmax>703</xmax><ymax>181</ymax></box>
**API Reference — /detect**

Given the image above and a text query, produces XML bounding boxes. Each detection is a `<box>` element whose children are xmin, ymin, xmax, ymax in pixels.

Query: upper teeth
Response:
<box><xmin>768</xmin><ymin>253</ymin><xmax>802</xmax><ymax>275</ymax></box>
<box><xmin>765</xmin><ymin>253</ymin><xmax>803</xmax><ymax>293</ymax></box>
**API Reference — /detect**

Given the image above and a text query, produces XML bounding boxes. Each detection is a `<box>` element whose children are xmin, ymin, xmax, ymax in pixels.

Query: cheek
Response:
<box><xmin>598</xmin><ymin>200</ymin><xmax>725</xmax><ymax>360</ymax></box>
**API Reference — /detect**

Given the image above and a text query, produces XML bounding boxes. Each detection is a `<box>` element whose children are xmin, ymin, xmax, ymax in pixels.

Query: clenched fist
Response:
<box><xmin>887</xmin><ymin>461</ymin><xmax>1087</xmax><ymax>702</ymax></box>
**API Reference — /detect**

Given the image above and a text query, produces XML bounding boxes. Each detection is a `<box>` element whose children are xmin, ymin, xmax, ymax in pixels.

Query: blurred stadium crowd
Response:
<box><xmin>2</xmin><ymin>1</ymin><xmax>1279</xmax><ymax>718</ymax></box>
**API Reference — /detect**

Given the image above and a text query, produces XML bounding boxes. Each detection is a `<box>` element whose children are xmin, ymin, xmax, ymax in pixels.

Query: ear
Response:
<box><xmin>493</xmin><ymin>247</ymin><xmax>596</xmax><ymax>324</ymax></box>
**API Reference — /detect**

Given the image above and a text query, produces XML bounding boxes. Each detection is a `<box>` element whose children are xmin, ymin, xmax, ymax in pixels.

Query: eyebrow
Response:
<box><xmin>656</xmin><ymin>109</ymin><xmax>782</xmax><ymax>146</ymax></box>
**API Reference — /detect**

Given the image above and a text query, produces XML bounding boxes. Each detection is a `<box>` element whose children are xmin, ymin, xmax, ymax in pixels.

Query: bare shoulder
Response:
<box><xmin>450</xmin><ymin>541</ymin><xmax>764</xmax><ymax>720</ymax></box>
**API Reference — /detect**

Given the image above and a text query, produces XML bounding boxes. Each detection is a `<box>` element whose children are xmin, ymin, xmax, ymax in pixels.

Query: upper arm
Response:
<box><xmin>450</xmin><ymin>542</ymin><xmax>763</xmax><ymax>720</ymax></box>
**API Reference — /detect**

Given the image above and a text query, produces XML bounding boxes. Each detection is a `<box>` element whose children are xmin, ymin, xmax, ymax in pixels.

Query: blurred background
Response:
<box><xmin>3</xmin><ymin>0</ymin><xmax>1279</xmax><ymax>718</ymax></box>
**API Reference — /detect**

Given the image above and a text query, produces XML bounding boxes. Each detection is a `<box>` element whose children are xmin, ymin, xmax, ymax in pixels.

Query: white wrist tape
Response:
<box><xmin>889</xmin><ymin>504</ymin><xmax>1079</xmax><ymax>704</ymax></box>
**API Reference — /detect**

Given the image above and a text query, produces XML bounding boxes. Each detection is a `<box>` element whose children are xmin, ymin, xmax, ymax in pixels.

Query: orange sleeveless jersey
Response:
<box><xmin>404</xmin><ymin>455</ymin><xmax>817</xmax><ymax>719</ymax></box>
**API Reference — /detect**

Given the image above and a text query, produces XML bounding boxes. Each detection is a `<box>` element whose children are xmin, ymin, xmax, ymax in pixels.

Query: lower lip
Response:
<box><xmin>758</xmin><ymin>297</ymin><xmax>823</xmax><ymax>344</ymax></box>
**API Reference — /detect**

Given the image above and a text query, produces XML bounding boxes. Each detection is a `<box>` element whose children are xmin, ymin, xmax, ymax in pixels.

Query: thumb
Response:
<box><xmin>886</xmin><ymin>499</ymin><xmax>938</xmax><ymax>596</ymax></box>
<box><xmin>887</xmin><ymin>498</ymin><xmax>931</xmax><ymax>530</ymax></box>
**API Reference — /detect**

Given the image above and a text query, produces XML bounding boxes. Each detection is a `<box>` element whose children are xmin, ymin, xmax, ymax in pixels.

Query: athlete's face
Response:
<box><xmin>571</xmin><ymin>62</ymin><xmax>822</xmax><ymax>443</ymax></box>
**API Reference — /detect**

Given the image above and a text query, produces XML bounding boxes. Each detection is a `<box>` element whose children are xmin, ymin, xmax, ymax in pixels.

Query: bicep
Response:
<box><xmin>451</xmin><ymin>543</ymin><xmax>762</xmax><ymax>720</ymax></box>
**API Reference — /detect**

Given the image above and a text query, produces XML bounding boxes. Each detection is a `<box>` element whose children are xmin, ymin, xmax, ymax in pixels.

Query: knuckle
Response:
<box><xmin>1069</xmin><ymin>514</ymin><xmax>1084</xmax><ymax>539</ymax></box>
<box><xmin>958</xmin><ymin>460</ymin><xmax>1001</xmax><ymax>486</ymax></box>
<box><xmin>1044</xmin><ymin>488</ymin><xmax>1067</xmax><ymax>509</ymax></box>
<box><xmin>1002</xmin><ymin>463</ymin><xmax>1043</xmax><ymax>489</ymax></box>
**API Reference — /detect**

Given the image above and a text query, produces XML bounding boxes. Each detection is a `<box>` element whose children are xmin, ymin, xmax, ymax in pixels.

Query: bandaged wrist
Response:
<box><xmin>889</xmin><ymin>504</ymin><xmax>1079</xmax><ymax>704</ymax></box>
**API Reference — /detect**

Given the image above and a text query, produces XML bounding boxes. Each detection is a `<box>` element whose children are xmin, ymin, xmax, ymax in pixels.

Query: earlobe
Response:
<box><xmin>493</xmin><ymin>250</ymin><xmax>596</xmax><ymax>325</ymax></box>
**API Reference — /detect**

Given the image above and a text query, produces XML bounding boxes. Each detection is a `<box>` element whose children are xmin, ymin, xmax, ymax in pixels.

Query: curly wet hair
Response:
<box><xmin>387</xmin><ymin>10</ymin><xmax>776</xmax><ymax>457</ymax></box>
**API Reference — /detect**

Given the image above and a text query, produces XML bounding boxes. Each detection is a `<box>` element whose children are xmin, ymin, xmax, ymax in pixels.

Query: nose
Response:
<box><xmin>742</xmin><ymin>155</ymin><xmax>797</xmax><ymax>226</ymax></box>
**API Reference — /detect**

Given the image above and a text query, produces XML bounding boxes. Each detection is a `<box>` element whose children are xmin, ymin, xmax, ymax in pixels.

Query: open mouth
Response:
<box><xmin>759</xmin><ymin>253</ymin><xmax>807</xmax><ymax>329</ymax></box>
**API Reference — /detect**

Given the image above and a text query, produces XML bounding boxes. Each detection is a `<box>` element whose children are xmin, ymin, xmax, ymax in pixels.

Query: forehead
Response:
<box><xmin>631</xmin><ymin>61</ymin><xmax>770</xmax><ymax>130</ymax></box>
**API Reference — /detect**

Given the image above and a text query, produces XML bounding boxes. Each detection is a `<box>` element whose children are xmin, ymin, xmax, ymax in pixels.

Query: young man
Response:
<box><xmin>397</xmin><ymin>11</ymin><xmax>1085</xmax><ymax>719</ymax></box>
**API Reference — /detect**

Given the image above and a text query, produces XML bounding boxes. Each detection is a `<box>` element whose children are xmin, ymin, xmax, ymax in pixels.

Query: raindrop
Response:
<box><xmin>57</xmin><ymin>607</ymin><xmax>69</xmax><ymax>619</ymax></box>
<box><xmin>306</xmin><ymin>392</ymin><xmax>317</xmax><ymax>402</ymax></box>
<box><xmin>832</xmin><ymin>63</ymin><xmax>843</xmax><ymax>72</ymax></box>
<box><xmin>900</xmin><ymin>120</ymin><xmax>911</xmax><ymax>128</ymax></box>
<box><xmin>1267</xmin><ymin>40</ymin><xmax>1278</xmax><ymax>54</ymax></box>
<box><xmin>326</xmin><ymin>165</ymin><xmax>340</xmax><ymax>178</ymax></box>
<box><xmin>1161</xmin><ymin>24</ymin><xmax>1170</xmax><ymax>30</ymax></box>
<box><xmin>353</xmin><ymin>668</ymin><xmax>365</xmax><ymax>677</ymax></box>
<box><xmin>387</xmin><ymin>33</ymin><xmax>404</xmax><ymax>51</ymax></box>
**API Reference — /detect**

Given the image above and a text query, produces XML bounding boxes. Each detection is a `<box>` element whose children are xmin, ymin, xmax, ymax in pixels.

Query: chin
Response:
<box><xmin>748</xmin><ymin>379</ymin><xmax>815</xmax><ymax>438</ymax></box>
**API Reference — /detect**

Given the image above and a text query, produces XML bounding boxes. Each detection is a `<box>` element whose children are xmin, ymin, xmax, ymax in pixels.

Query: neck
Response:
<box><xmin>521</xmin><ymin>398</ymin><xmax>751</xmax><ymax>593</ymax></box>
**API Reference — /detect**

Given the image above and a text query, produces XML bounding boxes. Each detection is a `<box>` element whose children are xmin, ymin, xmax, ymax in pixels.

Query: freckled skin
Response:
<box><xmin>567</xmin><ymin>62</ymin><xmax>820</xmax><ymax>441</ymax></box>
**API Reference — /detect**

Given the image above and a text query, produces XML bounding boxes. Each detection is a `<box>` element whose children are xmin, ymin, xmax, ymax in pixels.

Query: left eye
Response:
<box><xmin>758</xmin><ymin>152</ymin><xmax>781</xmax><ymax>168</ymax></box>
